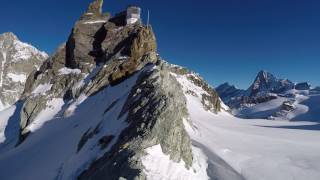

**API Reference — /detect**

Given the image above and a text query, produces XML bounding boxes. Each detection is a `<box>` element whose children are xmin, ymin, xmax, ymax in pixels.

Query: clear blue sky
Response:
<box><xmin>1</xmin><ymin>0</ymin><xmax>319</xmax><ymax>88</ymax></box>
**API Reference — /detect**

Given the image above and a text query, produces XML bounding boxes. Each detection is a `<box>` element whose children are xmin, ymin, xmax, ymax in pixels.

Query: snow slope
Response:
<box><xmin>142</xmin><ymin>145</ymin><xmax>209</xmax><ymax>180</ymax></box>
<box><xmin>293</xmin><ymin>94</ymin><xmax>320</xmax><ymax>122</ymax></box>
<box><xmin>0</xmin><ymin>67</ymin><xmax>149</xmax><ymax>180</ymax></box>
<box><xmin>176</xmin><ymin>73</ymin><xmax>320</xmax><ymax>180</ymax></box>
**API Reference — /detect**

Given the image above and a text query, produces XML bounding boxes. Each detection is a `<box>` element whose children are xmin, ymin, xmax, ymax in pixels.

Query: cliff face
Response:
<box><xmin>0</xmin><ymin>32</ymin><xmax>48</xmax><ymax>110</ymax></box>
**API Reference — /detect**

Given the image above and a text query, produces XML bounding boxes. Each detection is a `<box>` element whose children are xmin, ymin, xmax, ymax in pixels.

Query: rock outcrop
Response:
<box><xmin>87</xmin><ymin>0</ymin><xmax>103</xmax><ymax>15</ymax></box>
<box><xmin>0</xmin><ymin>32</ymin><xmax>48</xmax><ymax>110</ymax></box>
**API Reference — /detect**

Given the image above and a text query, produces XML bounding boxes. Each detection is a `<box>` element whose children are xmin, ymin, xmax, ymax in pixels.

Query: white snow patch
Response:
<box><xmin>0</xmin><ymin>100</ymin><xmax>5</xmax><ymax>111</ymax></box>
<box><xmin>0</xmin><ymin>105</ymin><xmax>16</xmax><ymax>143</ymax></box>
<box><xmin>126</xmin><ymin>18</ymin><xmax>139</xmax><ymax>24</ymax></box>
<box><xmin>142</xmin><ymin>144</ymin><xmax>209</xmax><ymax>180</ymax></box>
<box><xmin>58</xmin><ymin>67</ymin><xmax>81</xmax><ymax>75</ymax></box>
<box><xmin>82</xmin><ymin>20</ymin><xmax>107</xmax><ymax>24</ymax></box>
<box><xmin>118</xmin><ymin>56</ymin><xmax>129</xmax><ymax>60</ymax></box>
<box><xmin>32</xmin><ymin>83</ymin><xmax>52</xmax><ymax>96</ymax></box>
<box><xmin>26</xmin><ymin>98</ymin><xmax>64</xmax><ymax>132</ymax></box>
<box><xmin>173</xmin><ymin>73</ymin><xmax>208</xmax><ymax>97</ymax></box>
<box><xmin>7</xmin><ymin>73</ymin><xmax>27</xmax><ymax>83</ymax></box>
<box><xmin>12</xmin><ymin>40</ymin><xmax>48</xmax><ymax>61</ymax></box>
<box><xmin>0</xmin><ymin>51</ymin><xmax>7</xmax><ymax>87</ymax></box>
<box><xmin>63</xmin><ymin>94</ymin><xmax>87</xmax><ymax>118</ymax></box>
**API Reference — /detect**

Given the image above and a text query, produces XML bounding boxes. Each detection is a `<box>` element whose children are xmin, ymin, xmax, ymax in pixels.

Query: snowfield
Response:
<box><xmin>176</xmin><ymin>73</ymin><xmax>320</xmax><ymax>180</ymax></box>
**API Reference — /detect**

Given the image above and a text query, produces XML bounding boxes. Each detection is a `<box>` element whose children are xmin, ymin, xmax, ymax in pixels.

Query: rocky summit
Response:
<box><xmin>0</xmin><ymin>32</ymin><xmax>48</xmax><ymax>110</ymax></box>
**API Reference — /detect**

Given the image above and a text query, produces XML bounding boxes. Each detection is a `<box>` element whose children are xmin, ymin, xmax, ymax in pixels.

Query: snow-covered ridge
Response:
<box><xmin>11</xmin><ymin>39</ymin><xmax>48</xmax><ymax>62</ymax></box>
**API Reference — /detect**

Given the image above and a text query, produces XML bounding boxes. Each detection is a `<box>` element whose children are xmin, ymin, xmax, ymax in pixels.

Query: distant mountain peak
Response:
<box><xmin>0</xmin><ymin>32</ymin><xmax>48</xmax><ymax>110</ymax></box>
<box><xmin>255</xmin><ymin>70</ymin><xmax>276</xmax><ymax>82</ymax></box>
<box><xmin>249</xmin><ymin>70</ymin><xmax>293</xmax><ymax>96</ymax></box>
<box><xmin>0</xmin><ymin>32</ymin><xmax>18</xmax><ymax>40</ymax></box>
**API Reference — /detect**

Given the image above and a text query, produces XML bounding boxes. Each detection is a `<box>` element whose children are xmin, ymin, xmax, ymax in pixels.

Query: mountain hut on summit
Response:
<box><xmin>126</xmin><ymin>6</ymin><xmax>141</xmax><ymax>25</ymax></box>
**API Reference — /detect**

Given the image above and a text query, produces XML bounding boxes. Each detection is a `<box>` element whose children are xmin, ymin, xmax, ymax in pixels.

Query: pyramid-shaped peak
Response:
<box><xmin>255</xmin><ymin>70</ymin><xmax>277</xmax><ymax>82</ymax></box>
<box><xmin>257</xmin><ymin>70</ymin><xmax>272</xmax><ymax>77</ymax></box>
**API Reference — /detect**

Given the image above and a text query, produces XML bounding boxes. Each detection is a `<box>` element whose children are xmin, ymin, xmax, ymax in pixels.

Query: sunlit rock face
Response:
<box><xmin>0</xmin><ymin>32</ymin><xmax>48</xmax><ymax>110</ymax></box>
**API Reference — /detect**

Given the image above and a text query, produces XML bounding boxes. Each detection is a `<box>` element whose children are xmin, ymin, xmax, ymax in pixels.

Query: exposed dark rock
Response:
<box><xmin>78</xmin><ymin>125</ymin><xmax>101</xmax><ymax>152</ymax></box>
<box><xmin>295</xmin><ymin>82</ymin><xmax>311</xmax><ymax>90</ymax></box>
<box><xmin>281</xmin><ymin>101</ymin><xmax>295</xmax><ymax>111</ymax></box>
<box><xmin>99</xmin><ymin>135</ymin><xmax>115</xmax><ymax>150</ymax></box>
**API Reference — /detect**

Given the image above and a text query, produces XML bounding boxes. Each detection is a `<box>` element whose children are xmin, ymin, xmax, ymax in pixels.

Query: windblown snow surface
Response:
<box><xmin>175</xmin><ymin>73</ymin><xmax>320</xmax><ymax>180</ymax></box>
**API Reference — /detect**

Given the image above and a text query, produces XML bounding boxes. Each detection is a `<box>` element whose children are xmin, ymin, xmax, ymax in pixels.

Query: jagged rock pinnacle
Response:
<box><xmin>86</xmin><ymin>0</ymin><xmax>103</xmax><ymax>14</ymax></box>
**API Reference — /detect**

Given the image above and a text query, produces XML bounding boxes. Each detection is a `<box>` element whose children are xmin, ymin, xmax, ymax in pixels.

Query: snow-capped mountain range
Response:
<box><xmin>0</xmin><ymin>32</ymin><xmax>48</xmax><ymax>110</ymax></box>
<box><xmin>216</xmin><ymin>70</ymin><xmax>320</xmax><ymax>121</ymax></box>
<box><xmin>0</xmin><ymin>1</ymin><xmax>319</xmax><ymax>180</ymax></box>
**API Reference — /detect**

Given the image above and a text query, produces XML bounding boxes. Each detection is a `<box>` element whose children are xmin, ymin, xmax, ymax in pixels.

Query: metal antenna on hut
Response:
<box><xmin>147</xmin><ymin>9</ymin><xmax>150</xmax><ymax>28</ymax></box>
